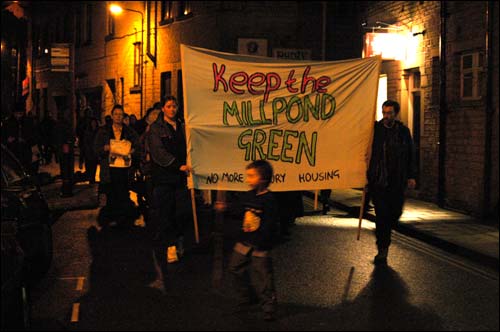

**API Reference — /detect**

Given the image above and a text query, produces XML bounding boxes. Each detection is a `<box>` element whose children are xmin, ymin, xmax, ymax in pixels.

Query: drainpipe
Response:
<box><xmin>438</xmin><ymin>1</ymin><xmax>447</xmax><ymax>207</ymax></box>
<box><xmin>321</xmin><ymin>1</ymin><xmax>327</xmax><ymax>61</ymax></box>
<box><xmin>483</xmin><ymin>1</ymin><xmax>494</xmax><ymax>218</ymax></box>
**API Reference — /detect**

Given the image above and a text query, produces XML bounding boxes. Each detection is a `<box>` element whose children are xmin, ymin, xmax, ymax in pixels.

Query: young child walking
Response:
<box><xmin>216</xmin><ymin>160</ymin><xmax>278</xmax><ymax>321</ymax></box>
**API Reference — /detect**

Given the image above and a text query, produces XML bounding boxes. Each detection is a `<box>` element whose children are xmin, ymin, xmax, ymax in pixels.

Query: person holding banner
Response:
<box><xmin>147</xmin><ymin>96</ymin><xmax>191</xmax><ymax>266</ymax></box>
<box><xmin>367</xmin><ymin>100</ymin><xmax>417</xmax><ymax>264</ymax></box>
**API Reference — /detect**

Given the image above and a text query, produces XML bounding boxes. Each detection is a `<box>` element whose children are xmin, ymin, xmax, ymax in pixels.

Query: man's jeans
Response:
<box><xmin>370</xmin><ymin>186</ymin><xmax>405</xmax><ymax>249</ymax></box>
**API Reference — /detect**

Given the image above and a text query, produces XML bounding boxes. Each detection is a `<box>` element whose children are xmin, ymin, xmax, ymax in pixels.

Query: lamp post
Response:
<box><xmin>109</xmin><ymin>4</ymin><xmax>144</xmax><ymax>118</ymax></box>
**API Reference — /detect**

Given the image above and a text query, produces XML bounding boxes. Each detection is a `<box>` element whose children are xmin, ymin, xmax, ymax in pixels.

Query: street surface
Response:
<box><xmin>29</xmin><ymin>198</ymin><xmax>499</xmax><ymax>331</ymax></box>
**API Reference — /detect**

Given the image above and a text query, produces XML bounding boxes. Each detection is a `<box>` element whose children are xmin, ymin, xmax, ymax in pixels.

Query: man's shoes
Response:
<box><xmin>374</xmin><ymin>247</ymin><xmax>388</xmax><ymax>265</ymax></box>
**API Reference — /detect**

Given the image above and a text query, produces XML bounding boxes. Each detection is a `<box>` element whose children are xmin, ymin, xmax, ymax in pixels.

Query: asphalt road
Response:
<box><xmin>29</xmin><ymin>201</ymin><xmax>499</xmax><ymax>331</ymax></box>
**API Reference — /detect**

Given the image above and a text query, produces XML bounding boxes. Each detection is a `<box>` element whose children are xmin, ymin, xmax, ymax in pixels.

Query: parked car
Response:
<box><xmin>1</xmin><ymin>219</ymin><xmax>31</xmax><ymax>330</ymax></box>
<box><xmin>1</xmin><ymin>144</ymin><xmax>53</xmax><ymax>280</ymax></box>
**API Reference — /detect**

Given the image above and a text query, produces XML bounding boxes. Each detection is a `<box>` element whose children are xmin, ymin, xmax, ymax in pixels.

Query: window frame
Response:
<box><xmin>460</xmin><ymin>52</ymin><xmax>483</xmax><ymax>100</ymax></box>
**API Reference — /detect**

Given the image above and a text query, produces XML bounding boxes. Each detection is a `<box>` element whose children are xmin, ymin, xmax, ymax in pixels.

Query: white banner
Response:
<box><xmin>181</xmin><ymin>45</ymin><xmax>380</xmax><ymax>191</ymax></box>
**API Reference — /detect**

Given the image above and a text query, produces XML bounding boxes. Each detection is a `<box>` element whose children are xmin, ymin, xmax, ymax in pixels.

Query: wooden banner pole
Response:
<box><xmin>190</xmin><ymin>188</ymin><xmax>200</xmax><ymax>244</ymax></box>
<box><xmin>212</xmin><ymin>190</ymin><xmax>226</xmax><ymax>289</ymax></box>
<box><xmin>314</xmin><ymin>190</ymin><xmax>319</xmax><ymax>210</ymax></box>
<box><xmin>357</xmin><ymin>186</ymin><xmax>367</xmax><ymax>240</ymax></box>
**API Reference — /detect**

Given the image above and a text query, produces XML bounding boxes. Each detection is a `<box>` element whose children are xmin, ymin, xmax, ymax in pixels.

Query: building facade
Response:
<box><xmin>38</xmin><ymin>1</ymin><xmax>363</xmax><ymax>122</ymax></box>
<box><xmin>9</xmin><ymin>1</ymin><xmax>498</xmax><ymax>218</ymax></box>
<box><xmin>363</xmin><ymin>1</ymin><xmax>498</xmax><ymax>218</ymax></box>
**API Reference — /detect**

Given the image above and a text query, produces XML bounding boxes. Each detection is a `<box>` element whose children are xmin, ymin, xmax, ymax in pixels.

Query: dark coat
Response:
<box><xmin>94</xmin><ymin>124</ymin><xmax>140</xmax><ymax>184</ymax></box>
<box><xmin>146</xmin><ymin>113</ymin><xmax>187</xmax><ymax>185</ymax></box>
<box><xmin>367</xmin><ymin>120</ymin><xmax>417</xmax><ymax>192</ymax></box>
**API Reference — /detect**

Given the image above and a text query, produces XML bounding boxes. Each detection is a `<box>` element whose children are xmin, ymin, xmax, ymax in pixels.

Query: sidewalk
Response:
<box><xmin>313</xmin><ymin>189</ymin><xmax>499</xmax><ymax>269</ymax></box>
<box><xmin>38</xmin><ymin>158</ymin><xmax>99</xmax><ymax>212</ymax></box>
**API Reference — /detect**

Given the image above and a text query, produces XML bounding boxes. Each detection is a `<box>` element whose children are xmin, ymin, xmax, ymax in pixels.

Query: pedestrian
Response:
<box><xmin>146</xmin><ymin>96</ymin><xmax>191</xmax><ymax>266</ymax></box>
<box><xmin>274</xmin><ymin>191</ymin><xmax>303</xmax><ymax>240</ymax></box>
<box><xmin>1</xmin><ymin>101</ymin><xmax>38</xmax><ymax>174</ymax></box>
<box><xmin>129</xmin><ymin>114</ymin><xmax>142</xmax><ymax>135</ymax></box>
<box><xmin>104</xmin><ymin>115</ymin><xmax>112</xmax><ymax>127</ymax></box>
<box><xmin>136</xmin><ymin>105</ymin><xmax>162</xmax><ymax>211</ymax></box>
<box><xmin>54</xmin><ymin>111</ymin><xmax>76</xmax><ymax>197</ymax></box>
<box><xmin>367</xmin><ymin>100</ymin><xmax>417</xmax><ymax>264</ymax></box>
<box><xmin>123</xmin><ymin>113</ymin><xmax>130</xmax><ymax>127</ymax></box>
<box><xmin>320</xmin><ymin>189</ymin><xmax>332</xmax><ymax>215</ymax></box>
<box><xmin>216</xmin><ymin>160</ymin><xmax>278</xmax><ymax>321</ymax></box>
<box><xmin>83</xmin><ymin>117</ymin><xmax>99</xmax><ymax>183</ymax></box>
<box><xmin>39</xmin><ymin>113</ymin><xmax>57</xmax><ymax>164</ymax></box>
<box><xmin>94</xmin><ymin>104</ymin><xmax>140</xmax><ymax>228</ymax></box>
<box><xmin>76</xmin><ymin>107</ymin><xmax>91</xmax><ymax>170</ymax></box>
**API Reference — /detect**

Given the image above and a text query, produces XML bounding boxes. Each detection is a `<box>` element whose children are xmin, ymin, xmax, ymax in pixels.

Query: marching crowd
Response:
<box><xmin>1</xmin><ymin>98</ymin><xmax>415</xmax><ymax>321</ymax></box>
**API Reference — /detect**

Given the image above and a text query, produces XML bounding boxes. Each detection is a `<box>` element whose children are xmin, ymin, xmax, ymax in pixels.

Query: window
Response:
<box><xmin>63</xmin><ymin>16</ymin><xmax>71</xmax><ymax>42</ymax></box>
<box><xmin>108</xmin><ymin>14</ymin><xmax>115</xmax><ymax>37</ymax></box>
<box><xmin>160</xmin><ymin>1</ymin><xmax>174</xmax><ymax>24</ymax></box>
<box><xmin>106</xmin><ymin>79</ymin><xmax>117</xmax><ymax>103</ymax></box>
<box><xmin>76</xmin><ymin>4</ymin><xmax>92</xmax><ymax>46</ymax></box>
<box><xmin>461</xmin><ymin>52</ymin><xmax>483</xmax><ymax>100</ymax></box>
<box><xmin>376</xmin><ymin>75</ymin><xmax>387</xmax><ymax>121</ymax></box>
<box><xmin>177</xmin><ymin>70</ymin><xmax>184</xmax><ymax>121</ymax></box>
<box><xmin>133</xmin><ymin>42</ymin><xmax>142</xmax><ymax>88</ymax></box>
<box><xmin>176</xmin><ymin>1</ymin><xmax>192</xmax><ymax>20</ymax></box>
<box><xmin>146</xmin><ymin>1</ymin><xmax>157</xmax><ymax>66</ymax></box>
<box><xmin>161</xmin><ymin>71</ymin><xmax>172</xmax><ymax>99</ymax></box>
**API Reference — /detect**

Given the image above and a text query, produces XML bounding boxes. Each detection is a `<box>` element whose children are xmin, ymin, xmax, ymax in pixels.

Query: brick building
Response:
<box><xmin>26</xmin><ymin>1</ymin><xmax>362</xmax><ymax>121</ymax></box>
<box><xmin>362</xmin><ymin>1</ymin><xmax>498</xmax><ymax>218</ymax></box>
<box><xmin>14</xmin><ymin>1</ymin><xmax>498</xmax><ymax>218</ymax></box>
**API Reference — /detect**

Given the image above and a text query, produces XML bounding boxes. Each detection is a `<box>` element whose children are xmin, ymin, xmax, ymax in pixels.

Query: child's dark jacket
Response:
<box><xmin>234</xmin><ymin>189</ymin><xmax>278</xmax><ymax>251</ymax></box>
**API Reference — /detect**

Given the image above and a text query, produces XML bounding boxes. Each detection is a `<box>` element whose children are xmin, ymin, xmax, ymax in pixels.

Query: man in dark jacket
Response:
<box><xmin>367</xmin><ymin>100</ymin><xmax>416</xmax><ymax>264</ymax></box>
<box><xmin>146</xmin><ymin>96</ymin><xmax>191</xmax><ymax>267</ymax></box>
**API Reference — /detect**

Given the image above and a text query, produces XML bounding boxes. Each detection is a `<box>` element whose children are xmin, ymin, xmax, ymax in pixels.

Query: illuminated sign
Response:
<box><xmin>363</xmin><ymin>32</ymin><xmax>407</xmax><ymax>60</ymax></box>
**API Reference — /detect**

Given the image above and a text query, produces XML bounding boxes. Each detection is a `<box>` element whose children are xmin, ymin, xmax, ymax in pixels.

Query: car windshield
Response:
<box><xmin>1</xmin><ymin>146</ymin><xmax>28</xmax><ymax>186</ymax></box>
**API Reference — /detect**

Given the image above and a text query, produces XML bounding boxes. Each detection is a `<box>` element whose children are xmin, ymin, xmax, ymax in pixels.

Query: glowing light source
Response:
<box><xmin>109</xmin><ymin>4</ymin><xmax>123</xmax><ymax>15</ymax></box>
<box><xmin>364</xmin><ymin>32</ymin><xmax>408</xmax><ymax>60</ymax></box>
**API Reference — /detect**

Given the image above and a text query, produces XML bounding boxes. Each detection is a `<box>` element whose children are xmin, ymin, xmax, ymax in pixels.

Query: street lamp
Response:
<box><xmin>109</xmin><ymin>3</ymin><xmax>144</xmax><ymax>118</ymax></box>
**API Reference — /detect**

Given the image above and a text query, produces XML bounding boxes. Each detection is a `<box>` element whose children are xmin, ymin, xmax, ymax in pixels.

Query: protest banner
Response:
<box><xmin>181</xmin><ymin>45</ymin><xmax>380</xmax><ymax>191</ymax></box>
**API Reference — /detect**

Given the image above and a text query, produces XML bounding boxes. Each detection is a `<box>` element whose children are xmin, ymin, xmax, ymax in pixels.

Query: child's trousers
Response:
<box><xmin>228</xmin><ymin>245</ymin><xmax>276</xmax><ymax>314</ymax></box>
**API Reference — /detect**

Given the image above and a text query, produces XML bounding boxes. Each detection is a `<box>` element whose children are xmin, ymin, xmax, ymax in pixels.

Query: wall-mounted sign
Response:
<box><xmin>237</xmin><ymin>38</ymin><xmax>268</xmax><ymax>57</ymax></box>
<box><xmin>273</xmin><ymin>48</ymin><xmax>312</xmax><ymax>60</ymax></box>
<box><xmin>363</xmin><ymin>32</ymin><xmax>407</xmax><ymax>61</ymax></box>
<box><xmin>51</xmin><ymin>43</ymin><xmax>71</xmax><ymax>72</ymax></box>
